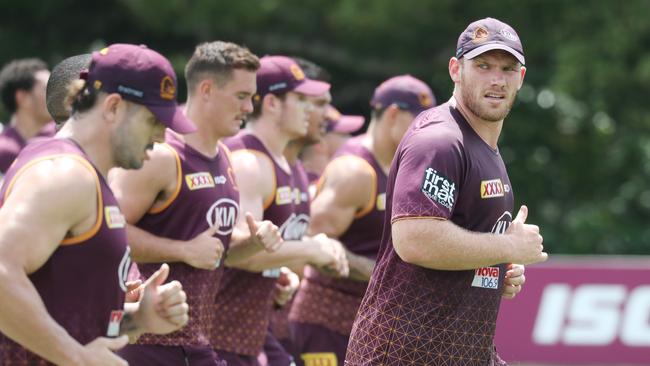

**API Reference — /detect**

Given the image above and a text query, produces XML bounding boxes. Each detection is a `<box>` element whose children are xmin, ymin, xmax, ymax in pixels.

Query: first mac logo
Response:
<box><xmin>421</xmin><ymin>168</ymin><xmax>456</xmax><ymax>211</ymax></box>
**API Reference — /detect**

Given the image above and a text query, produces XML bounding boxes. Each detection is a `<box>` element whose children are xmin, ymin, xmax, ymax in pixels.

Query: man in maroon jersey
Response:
<box><xmin>346</xmin><ymin>18</ymin><xmax>544</xmax><ymax>366</ymax></box>
<box><xmin>0</xmin><ymin>58</ymin><xmax>56</xmax><ymax>175</ymax></box>
<box><xmin>0</xmin><ymin>44</ymin><xmax>190</xmax><ymax>365</ymax></box>
<box><xmin>110</xmin><ymin>41</ymin><xmax>282</xmax><ymax>365</ymax></box>
<box><xmin>290</xmin><ymin>75</ymin><xmax>435</xmax><ymax>366</ymax></box>
<box><xmin>213</xmin><ymin>55</ymin><xmax>348</xmax><ymax>366</ymax></box>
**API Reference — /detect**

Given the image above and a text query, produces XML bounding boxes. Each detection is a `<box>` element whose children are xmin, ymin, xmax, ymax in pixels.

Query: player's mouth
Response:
<box><xmin>484</xmin><ymin>92</ymin><xmax>506</xmax><ymax>100</ymax></box>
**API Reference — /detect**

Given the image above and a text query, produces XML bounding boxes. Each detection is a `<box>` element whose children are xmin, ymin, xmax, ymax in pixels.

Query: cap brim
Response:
<box><xmin>147</xmin><ymin>104</ymin><xmax>196</xmax><ymax>134</ymax></box>
<box><xmin>463</xmin><ymin>44</ymin><xmax>525</xmax><ymax>65</ymax></box>
<box><xmin>293</xmin><ymin>79</ymin><xmax>331</xmax><ymax>97</ymax></box>
<box><xmin>332</xmin><ymin>115</ymin><xmax>365</xmax><ymax>134</ymax></box>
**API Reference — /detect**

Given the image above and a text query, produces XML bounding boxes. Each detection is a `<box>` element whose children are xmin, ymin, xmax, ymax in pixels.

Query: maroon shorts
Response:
<box><xmin>289</xmin><ymin>322</ymin><xmax>348</xmax><ymax>366</ymax></box>
<box><xmin>261</xmin><ymin>326</ymin><xmax>295</xmax><ymax>366</ymax></box>
<box><xmin>118</xmin><ymin>344</ymin><xmax>225</xmax><ymax>366</ymax></box>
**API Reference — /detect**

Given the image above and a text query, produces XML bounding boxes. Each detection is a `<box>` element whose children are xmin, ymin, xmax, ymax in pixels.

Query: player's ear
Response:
<box><xmin>517</xmin><ymin>66</ymin><xmax>527</xmax><ymax>90</ymax></box>
<box><xmin>102</xmin><ymin>93</ymin><xmax>123</xmax><ymax>124</ymax></box>
<box><xmin>449</xmin><ymin>57</ymin><xmax>462</xmax><ymax>84</ymax></box>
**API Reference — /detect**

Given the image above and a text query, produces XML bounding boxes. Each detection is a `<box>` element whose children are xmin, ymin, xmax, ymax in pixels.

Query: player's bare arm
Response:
<box><xmin>392</xmin><ymin>205</ymin><xmax>547</xmax><ymax>270</ymax></box>
<box><xmin>110</xmin><ymin>143</ymin><xmax>224</xmax><ymax>268</ymax></box>
<box><xmin>0</xmin><ymin>158</ymin><xmax>128</xmax><ymax>365</ymax></box>
<box><xmin>225</xmin><ymin>150</ymin><xmax>347</xmax><ymax>275</ymax></box>
<box><xmin>309</xmin><ymin>156</ymin><xmax>376</xmax><ymax>280</ymax></box>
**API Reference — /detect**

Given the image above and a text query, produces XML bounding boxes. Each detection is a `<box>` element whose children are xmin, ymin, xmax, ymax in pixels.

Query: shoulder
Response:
<box><xmin>324</xmin><ymin>155</ymin><xmax>375</xmax><ymax>187</ymax></box>
<box><xmin>7</xmin><ymin>155</ymin><xmax>97</xmax><ymax>209</ymax></box>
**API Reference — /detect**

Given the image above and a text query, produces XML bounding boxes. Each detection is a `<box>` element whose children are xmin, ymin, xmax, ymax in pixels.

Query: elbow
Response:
<box><xmin>392</xmin><ymin>230</ymin><xmax>422</xmax><ymax>266</ymax></box>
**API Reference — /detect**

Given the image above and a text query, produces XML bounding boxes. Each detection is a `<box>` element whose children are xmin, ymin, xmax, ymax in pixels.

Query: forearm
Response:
<box><xmin>0</xmin><ymin>269</ymin><xmax>85</xmax><ymax>364</ymax></box>
<box><xmin>227</xmin><ymin>240</ymin><xmax>315</xmax><ymax>272</ymax></box>
<box><xmin>224</xmin><ymin>228</ymin><xmax>264</xmax><ymax>266</ymax></box>
<box><xmin>346</xmin><ymin>251</ymin><xmax>375</xmax><ymax>281</ymax></box>
<box><xmin>127</xmin><ymin>224</ymin><xmax>185</xmax><ymax>263</ymax></box>
<box><xmin>392</xmin><ymin>218</ymin><xmax>512</xmax><ymax>270</ymax></box>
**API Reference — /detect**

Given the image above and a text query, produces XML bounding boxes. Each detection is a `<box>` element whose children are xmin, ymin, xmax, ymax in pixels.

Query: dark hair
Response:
<box><xmin>293</xmin><ymin>57</ymin><xmax>331</xmax><ymax>82</ymax></box>
<box><xmin>46</xmin><ymin>54</ymin><xmax>91</xmax><ymax>123</ymax></box>
<box><xmin>185</xmin><ymin>41</ymin><xmax>260</xmax><ymax>92</ymax></box>
<box><xmin>0</xmin><ymin>58</ymin><xmax>48</xmax><ymax>113</ymax></box>
<box><xmin>250</xmin><ymin>92</ymin><xmax>288</xmax><ymax>120</ymax></box>
<box><xmin>65</xmin><ymin>79</ymin><xmax>99</xmax><ymax>116</ymax></box>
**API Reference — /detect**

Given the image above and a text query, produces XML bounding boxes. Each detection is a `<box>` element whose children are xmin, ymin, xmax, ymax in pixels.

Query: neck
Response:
<box><xmin>57</xmin><ymin>116</ymin><xmax>113</xmax><ymax>178</ymax></box>
<box><xmin>10</xmin><ymin>111</ymin><xmax>48</xmax><ymax>141</ymax></box>
<box><xmin>183</xmin><ymin>103</ymin><xmax>225</xmax><ymax>158</ymax></box>
<box><xmin>366</xmin><ymin>121</ymin><xmax>395</xmax><ymax>173</ymax></box>
<box><xmin>248</xmin><ymin>117</ymin><xmax>292</xmax><ymax>160</ymax></box>
<box><xmin>451</xmin><ymin>93</ymin><xmax>502</xmax><ymax>149</ymax></box>
<box><xmin>284</xmin><ymin>139</ymin><xmax>305</xmax><ymax>165</ymax></box>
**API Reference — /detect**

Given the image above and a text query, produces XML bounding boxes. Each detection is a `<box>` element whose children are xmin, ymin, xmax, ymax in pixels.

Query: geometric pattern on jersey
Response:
<box><xmin>346</xmin><ymin>102</ymin><xmax>513</xmax><ymax>366</ymax></box>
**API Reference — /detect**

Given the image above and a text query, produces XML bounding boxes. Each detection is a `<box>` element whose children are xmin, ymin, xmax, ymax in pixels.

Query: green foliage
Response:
<box><xmin>1</xmin><ymin>0</ymin><xmax>649</xmax><ymax>254</ymax></box>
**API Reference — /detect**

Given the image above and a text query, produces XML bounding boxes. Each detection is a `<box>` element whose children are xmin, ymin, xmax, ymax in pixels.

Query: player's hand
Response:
<box><xmin>245</xmin><ymin>212</ymin><xmax>283</xmax><ymax>252</ymax></box>
<box><xmin>505</xmin><ymin>205</ymin><xmax>548</xmax><ymax>265</ymax></box>
<box><xmin>135</xmin><ymin>264</ymin><xmax>189</xmax><ymax>335</ymax></box>
<box><xmin>274</xmin><ymin>267</ymin><xmax>300</xmax><ymax>306</ymax></box>
<box><xmin>182</xmin><ymin>225</ymin><xmax>225</xmax><ymax>270</ymax></box>
<box><xmin>80</xmin><ymin>335</ymin><xmax>129</xmax><ymax>365</ymax></box>
<box><xmin>502</xmin><ymin>263</ymin><xmax>525</xmax><ymax>299</ymax></box>
<box><xmin>124</xmin><ymin>280</ymin><xmax>143</xmax><ymax>303</ymax></box>
<box><xmin>310</xmin><ymin>234</ymin><xmax>349</xmax><ymax>278</ymax></box>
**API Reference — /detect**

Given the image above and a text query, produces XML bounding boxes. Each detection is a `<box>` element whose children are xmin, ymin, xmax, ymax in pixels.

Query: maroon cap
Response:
<box><xmin>456</xmin><ymin>17</ymin><xmax>525</xmax><ymax>65</ymax></box>
<box><xmin>370</xmin><ymin>75</ymin><xmax>435</xmax><ymax>116</ymax></box>
<box><xmin>255</xmin><ymin>56</ymin><xmax>330</xmax><ymax>99</ymax></box>
<box><xmin>85</xmin><ymin>43</ymin><xmax>196</xmax><ymax>134</ymax></box>
<box><xmin>325</xmin><ymin>105</ymin><xmax>364</xmax><ymax>134</ymax></box>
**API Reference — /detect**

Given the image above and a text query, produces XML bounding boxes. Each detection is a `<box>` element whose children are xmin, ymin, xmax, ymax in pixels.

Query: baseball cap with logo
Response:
<box><xmin>255</xmin><ymin>56</ymin><xmax>330</xmax><ymax>99</ymax></box>
<box><xmin>325</xmin><ymin>105</ymin><xmax>364</xmax><ymax>134</ymax></box>
<box><xmin>455</xmin><ymin>17</ymin><xmax>525</xmax><ymax>65</ymax></box>
<box><xmin>84</xmin><ymin>43</ymin><xmax>195</xmax><ymax>133</ymax></box>
<box><xmin>370</xmin><ymin>75</ymin><xmax>436</xmax><ymax>116</ymax></box>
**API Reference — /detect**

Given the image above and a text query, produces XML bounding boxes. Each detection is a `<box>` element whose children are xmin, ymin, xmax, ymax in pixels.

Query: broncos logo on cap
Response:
<box><xmin>418</xmin><ymin>92</ymin><xmax>433</xmax><ymax>108</ymax></box>
<box><xmin>472</xmin><ymin>26</ymin><xmax>489</xmax><ymax>43</ymax></box>
<box><xmin>289</xmin><ymin>64</ymin><xmax>305</xmax><ymax>81</ymax></box>
<box><xmin>160</xmin><ymin>75</ymin><xmax>175</xmax><ymax>100</ymax></box>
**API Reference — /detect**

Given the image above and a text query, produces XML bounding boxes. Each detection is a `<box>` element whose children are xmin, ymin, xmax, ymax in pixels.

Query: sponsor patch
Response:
<box><xmin>481</xmin><ymin>179</ymin><xmax>505</xmax><ymax>199</ymax></box>
<box><xmin>421</xmin><ymin>168</ymin><xmax>456</xmax><ymax>211</ymax></box>
<box><xmin>471</xmin><ymin>266</ymin><xmax>500</xmax><ymax>290</ymax></box>
<box><xmin>376</xmin><ymin>192</ymin><xmax>386</xmax><ymax>211</ymax></box>
<box><xmin>214</xmin><ymin>175</ymin><xmax>227</xmax><ymax>184</ymax></box>
<box><xmin>262</xmin><ymin>268</ymin><xmax>281</xmax><ymax>278</ymax></box>
<box><xmin>206</xmin><ymin>198</ymin><xmax>239</xmax><ymax>235</ymax></box>
<box><xmin>500</xmin><ymin>28</ymin><xmax>518</xmax><ymax>41</ymax></box>
<box><xmin>186</xmin><ymin>172</ymin><xmax>215</xmax><ymax>190</ymax></box>
<box><xmin>105</xmin><ymin>206</ymin><xmax>126</xmax><ymax>229</ymax></box>
<box><xmin>302</xmin><ymin>352</ymin><xmax>338</xmax><ymax>366</ymax></box>
<box><xmin>106</xmin><ymin>310</ymin><xmax>123</xmax><ymax>337</ymax></box>
<box><xmin>276</xmin><ymin>186</ymin><xmax>293</xmax><ymax>205</ymax></box>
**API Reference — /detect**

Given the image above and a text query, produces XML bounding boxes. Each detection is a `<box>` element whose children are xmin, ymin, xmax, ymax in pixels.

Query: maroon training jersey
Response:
<box><xmin>0</xmin><ymin>122</ymin><xmax>56</xmax><ymax>174</ymax></box>
<box><xmin>212</xmin><ymin>131</ymin><xmax>310</xmax><ymax>356</ymax></box>
<box><xmin>290</xmin><ymin>135</ymin><xmax>387</xmax><ymax>335</ymax></box>
<box><xmin>346</xmin><ymin>101</ymin><xmax>514</xmax><ymax>366</ymax></box>
<box><xmin>0</xmin><ymin>137</ymin><xmax>130</xmax><ymax>365</ymax></box>
<box><xmin>134</xmin><ymin>130</ymin><xmax>240</xmax><ymax>347</ymax></box>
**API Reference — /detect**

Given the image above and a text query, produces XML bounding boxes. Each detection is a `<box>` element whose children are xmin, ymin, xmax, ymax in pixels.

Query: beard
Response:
<box><xmin>460</xmin><ymin>78</ymin><xmax>517</xmax><ymax>122</ymax></box>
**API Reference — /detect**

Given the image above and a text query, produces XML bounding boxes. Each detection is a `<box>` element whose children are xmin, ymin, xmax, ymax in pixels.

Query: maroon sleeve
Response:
<box><xmin>391</xmin><ymin>128</ymin><xmax>464</xmax><ymax>221</ymax></box>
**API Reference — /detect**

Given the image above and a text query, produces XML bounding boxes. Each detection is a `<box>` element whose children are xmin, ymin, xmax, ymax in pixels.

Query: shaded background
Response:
<box><xmin>2</xmin><ymin>0</ymin><xmax>650</xmax><ymax>255</ymax></box>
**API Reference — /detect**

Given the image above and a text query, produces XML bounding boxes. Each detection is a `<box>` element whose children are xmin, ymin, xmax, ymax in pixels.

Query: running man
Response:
<box><xmin>289</xmin><ymin>75</ymin><xmax>435</xmax><ymax>366</ymax></box>
<box><xmin>212</xmin><ymin>55</ymin><xmax>348</xmax><ymax>366</ymax></box>
<box><xmin>110</xmin><ymin>41</ymin><xmax>283</xmax><ymax>366</ymax></box>
<box><xmin>0</xmin><ymin>43</ymin><xmax>191</xmax><ymax>365</ymax></box>
<box><xmin>346</xmin><ymin>18</ymin><xmax>545</xmax><ymax>365</ymax></box>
